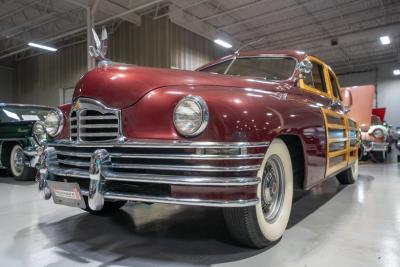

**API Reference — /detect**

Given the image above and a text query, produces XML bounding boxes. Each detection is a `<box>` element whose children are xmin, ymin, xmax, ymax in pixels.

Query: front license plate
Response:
<box><xmin>47</xmin><ymin>181</ymin><xmax>86</xmax><ymax>209</ymax></box>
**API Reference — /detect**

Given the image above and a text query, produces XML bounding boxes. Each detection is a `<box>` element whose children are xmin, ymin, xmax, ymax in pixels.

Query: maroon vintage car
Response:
<box><xmin>38</xmin><ymin>36</ymin><xmax>359</xmax><ymax>248</ymax></box>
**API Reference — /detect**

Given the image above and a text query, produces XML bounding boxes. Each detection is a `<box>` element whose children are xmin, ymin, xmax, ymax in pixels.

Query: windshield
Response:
<box><xmin>200</xmin><ymin>57</ymin><xmax>296</xmax><ymax>80</ymax></box>
<box><xmin>0</xmin><ymin>106</ymin><xmax>51</xmax><ymax>123</ymax></box>
<box><xmin>371</xmin><ymin>116</ymin><xmax>382</xmax><ymax>126</ymax></box>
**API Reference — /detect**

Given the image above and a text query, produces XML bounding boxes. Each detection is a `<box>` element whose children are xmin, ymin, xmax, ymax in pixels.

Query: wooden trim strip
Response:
<box><xmin>328</xmin><ymin>137</ymin><xmax>347</xmax><ymax>144</ymax></box>
<box><xmin>328</xmin><ymin>149</ymin><xmax>347</xmax><ymax>157</ymax></box>
<box><xmin>327</xmin><ymin>124</ymin><xmax>346</xmax><ymax>130</ymax></box>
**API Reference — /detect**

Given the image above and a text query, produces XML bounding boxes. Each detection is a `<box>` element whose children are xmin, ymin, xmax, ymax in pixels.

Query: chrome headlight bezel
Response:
<box><xmin>173</xmin><ymin>95</ymin><xmax>209</xmax><ymax>137</ymax></box>
<box><xmin>372</xmin><ymin>129</ymin><xmax>384</xmax><ymax>138</ymax></box>
<box><xmin>44</xmin><ymin>108</ymin><xmax>64</xmax><ymax>137</ymax></box>
<box><xmin>33</xmin><ymin>121</ymin><xmax>47</xmax><ymax>146</ymax></box>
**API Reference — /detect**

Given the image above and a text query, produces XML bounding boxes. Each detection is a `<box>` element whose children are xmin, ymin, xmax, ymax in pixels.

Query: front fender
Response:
<box><xmin>121</xmin><ymin>85</ymin><xmax>324</xmax><ymax>143</ymax></box>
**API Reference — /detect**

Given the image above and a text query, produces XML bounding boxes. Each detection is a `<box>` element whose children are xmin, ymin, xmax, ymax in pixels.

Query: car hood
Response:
<box><xmin>73</xmin><ymin>64</ymin><xmax>288</xmax><ymax>109</ymax></box>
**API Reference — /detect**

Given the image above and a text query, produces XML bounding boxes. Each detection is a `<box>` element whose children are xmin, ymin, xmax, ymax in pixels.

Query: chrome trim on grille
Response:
<box><xmin>70</xmin><ymin>98</ymin><xmax>122</xmax><ymax>142</ymax></box>
<box><xmin>79</xmin><ymin>124</ymin><xmax>119</xmax><ymax>129</ymax></box>
<box><xmin>79</xmin><ymin>132</ymin><xmax>119</xmax><ymax>137</ymax></box>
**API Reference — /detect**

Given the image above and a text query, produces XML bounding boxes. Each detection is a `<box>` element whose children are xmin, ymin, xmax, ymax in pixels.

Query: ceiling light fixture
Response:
<box><xmin>393</xmin><ymin>69</ymin><xmax>400</xmax><ymax>76</ymax></box>
<box><xmin>28</xmin><ymin>42</ymin><xmax>57</xmax><ymax>52</ymax></box>
<box><xmin>214</xmin><ymin>39</ymin><xmax>232</xmax><ymax>49</ymax></box>
<box><xmin>380</xmin><ymin>36</ymin><xmax>391</xmax><ymax>45</ymax></box>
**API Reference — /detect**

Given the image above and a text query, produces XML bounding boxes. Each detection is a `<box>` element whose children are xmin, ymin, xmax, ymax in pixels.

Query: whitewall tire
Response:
<box><xmin>223</xmin><ymin>138</ymin><xmax>294</xmax><ymax>248</ymax></box>
<box><xmin>337</xmin><ymin>158</ymin><xmax>359</xmax><ymax>184</ymax></box>
<box><xmin>10</xmin><ymin>144</ymin><xmax>35</xmax><ymax>181</ymax></box>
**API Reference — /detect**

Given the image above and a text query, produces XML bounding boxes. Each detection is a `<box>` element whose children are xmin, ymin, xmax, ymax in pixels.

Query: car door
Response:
<box><xmin>324</xmin><ymin>69</ymin><xmax>358</xmax><ymax>177</ymax></box>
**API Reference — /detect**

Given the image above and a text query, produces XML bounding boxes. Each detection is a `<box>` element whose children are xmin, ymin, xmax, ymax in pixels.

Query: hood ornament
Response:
<box><xmin>89</xmin><ymin>26</ymin><xmax>110</xmax><ymax>66</ymax></box>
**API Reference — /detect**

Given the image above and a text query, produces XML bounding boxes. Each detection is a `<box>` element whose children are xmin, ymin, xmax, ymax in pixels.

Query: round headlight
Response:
<box><xmin>173</xmin><ymin>96</ymin><xmax>209</xmax><ymax>136</ymax></box>
<box><xmin>44</xmin><ymin>109</ymin><xmax>64</xmax><ymax>137</ymax></box>
<box><xmin>33</xmin><ymin>121</ymin><xmax>47</xmax><ymax>145</ymax></box>
<box><xmin>372</xmin><ymin>129</ymin><xmax>384</xmax><ymax>138</ymax></box>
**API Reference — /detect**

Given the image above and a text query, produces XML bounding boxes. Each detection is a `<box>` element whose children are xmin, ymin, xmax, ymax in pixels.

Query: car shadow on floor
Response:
<box><xmin>0</xmin><ymin>173</ymin><xmax>36</xmax><ymax>185</ymax></box>
<box><xmin>30</xmin><ymin>175</ymin><xmax>359</xmax><ymax>266</ymax></box>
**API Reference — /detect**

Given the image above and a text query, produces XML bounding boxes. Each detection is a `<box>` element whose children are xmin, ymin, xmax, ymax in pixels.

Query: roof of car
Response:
<box><xmin>0</xmin><ymin>103</ymin><xmax>52</xmax><ymax>109</ymax></box>
<box><xmin>196</xmin><ymin>49</ymin><xmax>307</xmax><ymax>70</ymax></box>
<box><xmin>234</xmin><ymin>50</ymin><xmax>307</xmax><ymax>60</ymax></box>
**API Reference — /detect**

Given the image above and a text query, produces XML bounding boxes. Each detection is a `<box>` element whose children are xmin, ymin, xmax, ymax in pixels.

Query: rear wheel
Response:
<box><xmin>10</xmin><ymin>145</ymin><xmax>36</xmax><ymax>181</ymax></box>
<box><xmin>223</xmin><ymin>139</ymin><xmax>293</xmax><ymax>248</ymax></box>
<box><xmin>337</xmin><ymin>158</ymin><xmax>358</xmax><ymax>184</ymax></box>
<box><xmin>81</xmin><ymin>196</ymin><xmax>126</xmax><ymax>214</ymax></box>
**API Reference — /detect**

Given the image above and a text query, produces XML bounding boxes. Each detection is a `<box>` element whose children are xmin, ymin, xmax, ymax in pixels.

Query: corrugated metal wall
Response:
<box><xmin>13</xmin><ymin>16</ymin><xmax>227</xmax><ymax>106</ymax></box>
<box><xmin>169</xmin><ymin>20</ymin><xmax>225</xmax><ymax>70</ymax></box>
<box><xmin>15</xmin><ymin>43</ymin><xmax>86</xmax><ymax>105</ymax></box>
<box><xmin>109</xmin><ymin>17</ymin><xmax>169</xmax><ymax>67</ymax></box>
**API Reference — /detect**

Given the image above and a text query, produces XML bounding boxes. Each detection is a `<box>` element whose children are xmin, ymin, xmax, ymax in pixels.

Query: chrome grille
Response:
<box><xmin>70</xmin><ymin>98</ymin><xmax>121</xmax><ymax>142</ymax></box>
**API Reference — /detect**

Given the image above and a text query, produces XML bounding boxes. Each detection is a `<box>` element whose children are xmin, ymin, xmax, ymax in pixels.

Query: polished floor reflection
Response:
<box><xmin>0</xmin><ymin>154</ymin><xmax>399</xmax><ymax>267</ymax></box>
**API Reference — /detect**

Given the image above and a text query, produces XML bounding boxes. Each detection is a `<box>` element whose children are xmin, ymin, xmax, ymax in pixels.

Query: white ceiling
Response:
<box><xmin>0</xmin><ymin>0</ymin><xmax>399</xmax><ymax>74</ymax></box>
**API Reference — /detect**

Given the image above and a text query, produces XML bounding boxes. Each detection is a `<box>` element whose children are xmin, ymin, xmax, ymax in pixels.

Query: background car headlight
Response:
<box><xmin>173</xmin><ymin>95</ymin><xmax>209</xmax><ymax>136</ymax></box>
<box><xmin>372</xmin><ymin>129</ymin><xmax>384</xmax><ymax>138</ymax></box>
<box><xmin>44</xmin><ymin>109</ymin><xmax>64</xmax><ymax>137</ymax></box>
<box><xmin>33</xmin><ymin>121</ymin><xmax>47</xmax><ymax>145</ymax></box>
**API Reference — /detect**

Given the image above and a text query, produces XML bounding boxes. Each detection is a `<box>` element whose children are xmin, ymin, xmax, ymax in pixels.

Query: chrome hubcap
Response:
<box><xmin>14</xmin><ymin>148</ymin><xmax>25</xmax><ymax>173</ymax></box>
<box><xmin>261</xmin><ymin>155</ymin><xmax>285</xmax><ymax>223</ymax></box>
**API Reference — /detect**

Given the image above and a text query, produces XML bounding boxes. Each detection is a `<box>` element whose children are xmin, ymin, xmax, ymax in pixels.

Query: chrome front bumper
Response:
<box><xmin>362</xmin><ymin>141</ymin><xmax>389</xmax><ymax>152</ymax></box>
<box><xmin>38</xmin><ymin>140</ymin><xmax>268</xmax><ymax>208</ymax></box>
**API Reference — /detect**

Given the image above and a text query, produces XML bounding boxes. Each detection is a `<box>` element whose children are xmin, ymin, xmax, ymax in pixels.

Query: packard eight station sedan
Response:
<box><xmin>38</xmin><ymin>50</ymin><xmax>359</xmax><ymax>248</ymax></box>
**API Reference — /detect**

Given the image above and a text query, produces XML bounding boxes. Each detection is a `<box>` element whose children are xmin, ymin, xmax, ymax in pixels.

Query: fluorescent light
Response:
<box><xmin>214</xmin><ymin>39</ymin><xmax>232</xmax><ymax>48</ymax></box>
<box><xmin>28</xmin><ymin>42</ymin><xmax>57</xmax><ymax>52</ymax></box>
<box><xmin>394</xmin><ymin>69</ymin><xmax>400</xmax><ymax>76</ymax></box>
<box><xmin>380</xmin><ymin>36</ymin><xmax>391</xmax><ymax>45</ymax></box>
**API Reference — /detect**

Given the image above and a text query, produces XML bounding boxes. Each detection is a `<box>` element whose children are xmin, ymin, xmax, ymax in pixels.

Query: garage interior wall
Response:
<box><xmin>0</xmin><ymin>61</ymin><xmax>14</xmax><ymax>102</ymax></box>
<box><xmin>13</xmin><ymin>17</ymin><xmax>226</xmax><ymax>107</ymax></box>
<box><xmin>338</xmin><ymin>62</ymin><xmax>400</xmax><ymax>127</ymax></box>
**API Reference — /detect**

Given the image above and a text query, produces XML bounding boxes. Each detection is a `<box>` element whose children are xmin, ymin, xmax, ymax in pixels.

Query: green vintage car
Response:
<box><xmin>0</xmin><ymin>103</ymin><xmax>51</xmax><ymax>180</ymax></box>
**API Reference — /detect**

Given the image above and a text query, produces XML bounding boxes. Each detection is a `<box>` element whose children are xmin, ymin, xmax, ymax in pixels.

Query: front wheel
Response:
<box><xmin>337</xmin><ymin>158</ymin><xmax>359</xmax><ymax>184</ymax></box>
<box><xmin>223</xmin><ymin>139</ymin><xmax>293</xmax><ymax>248</ymax></box>
<box><xmin>10</xmin><ymin>144</ymin><xmax>36</xmax><ymax>181</ymax></box>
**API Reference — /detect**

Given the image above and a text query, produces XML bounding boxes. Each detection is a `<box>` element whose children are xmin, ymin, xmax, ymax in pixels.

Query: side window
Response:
<box><xmin>304</xmin><ymin>62</ymin><xmax>327</xmax><ymax>93</ymax></box>
<box><xmin>329</xmin><ymin>71</ymin><xmax>342</xmax><ymax>100</ymax></box>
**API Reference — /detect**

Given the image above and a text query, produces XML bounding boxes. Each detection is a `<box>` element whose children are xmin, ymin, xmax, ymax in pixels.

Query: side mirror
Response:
<box><xmin>340</xmin><ymin>88</ymin><xmax>353</xmax><ymax>109</ymax></box>
<box><xmin>296</xmin><ymin>59</ymin><xmax>313</xmax><ymax>76</ymax></box>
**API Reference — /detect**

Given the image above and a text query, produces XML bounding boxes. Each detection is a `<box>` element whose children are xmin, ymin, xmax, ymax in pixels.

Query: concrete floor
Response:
<box><xmin>0</xmin><ymin>154</ymin><xmax>399</xmax><ymax>267</ymax></box>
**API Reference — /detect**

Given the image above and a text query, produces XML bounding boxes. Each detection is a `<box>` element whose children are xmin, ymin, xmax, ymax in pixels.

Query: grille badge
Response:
<box><xmin>74</xmin><ymin>100</ymin><xmax>81</xmax><ymax>110</ymax></box>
